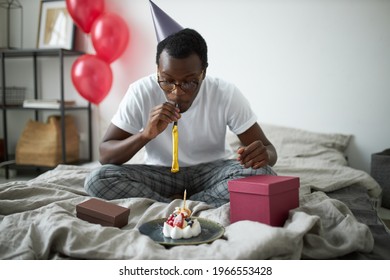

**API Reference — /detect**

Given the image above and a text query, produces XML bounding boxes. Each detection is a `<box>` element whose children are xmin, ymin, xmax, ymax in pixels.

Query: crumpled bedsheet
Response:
<box><xmin>0</xmin><ymin>165</ymin><xmax>374</xmax><ymax>260</ymax></box>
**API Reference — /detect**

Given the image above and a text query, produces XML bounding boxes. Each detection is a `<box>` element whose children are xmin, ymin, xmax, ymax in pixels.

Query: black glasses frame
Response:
<box><xmin>157</xmin><ymin>71</ymin><xmax>204</xmax><ymax>93</ymax></box>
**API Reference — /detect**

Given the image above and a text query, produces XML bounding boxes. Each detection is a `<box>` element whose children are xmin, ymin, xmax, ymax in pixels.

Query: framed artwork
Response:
<box><xmin>37</xmin><ymin>0</ymin><xmax>75</xmax><ymax>50</ymax></box>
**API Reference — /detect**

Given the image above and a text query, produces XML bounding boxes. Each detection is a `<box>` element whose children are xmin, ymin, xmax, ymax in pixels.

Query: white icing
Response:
<box><xmin>163</xmin><ymin>219</ymin><xmax>201</xmax><ymax>239</ymax></box>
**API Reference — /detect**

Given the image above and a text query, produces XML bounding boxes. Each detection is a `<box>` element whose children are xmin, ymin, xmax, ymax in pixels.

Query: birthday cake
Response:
<box><xmin>162</xmin><ymin>191</ymin><xmax>201</xmax><ymax>239</ymax></box>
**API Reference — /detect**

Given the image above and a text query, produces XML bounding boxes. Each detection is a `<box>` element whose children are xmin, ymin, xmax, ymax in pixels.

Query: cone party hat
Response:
<box><xmin>149</xmin><ymin>0</ymin><xmax>184</xmax><ymax>42</ymax></box>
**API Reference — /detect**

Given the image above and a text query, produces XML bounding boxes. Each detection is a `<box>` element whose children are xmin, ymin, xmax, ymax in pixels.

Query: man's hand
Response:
<box><xmin>142</xmin><ymin>102</ymin><xmax>181</xmax><ymax>140</ymax></box>
<box><xmin>237</xmin><ymin>140</ymin><xmax>270</xmax><ymax>169</ymax></box>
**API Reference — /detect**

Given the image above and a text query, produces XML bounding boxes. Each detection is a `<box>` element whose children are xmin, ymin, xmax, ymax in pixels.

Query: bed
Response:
<box><xmin>1</xmin><ymin>123</ymin><xmax>389</xmax><ymax>260</ymax></box>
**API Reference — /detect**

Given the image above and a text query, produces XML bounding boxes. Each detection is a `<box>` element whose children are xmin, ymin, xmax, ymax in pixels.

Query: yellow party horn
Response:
<box><xmin>171</xmin><ymin>105</ymin><xmax>179</xmax><ymax>173</ymax></box>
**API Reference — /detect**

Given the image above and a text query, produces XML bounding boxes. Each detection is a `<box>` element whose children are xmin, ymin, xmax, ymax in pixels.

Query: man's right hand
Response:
<box><xmin>142</xmin><ymin>102</ymin><xmax>181</xmax><ymax>140</ymax></box>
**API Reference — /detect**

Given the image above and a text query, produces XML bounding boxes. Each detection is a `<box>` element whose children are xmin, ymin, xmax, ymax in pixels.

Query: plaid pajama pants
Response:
<box><xmin>84</xmin><ymin>159</ymin><xmax>276</xmax><ymax>207</ymax></box>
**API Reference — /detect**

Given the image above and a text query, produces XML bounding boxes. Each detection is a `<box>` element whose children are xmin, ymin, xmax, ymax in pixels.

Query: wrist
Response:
<box><xmin>139</xmin><ymin>130</ymin><xmax>155</xmax><ymax>142</ymax></box>
<box><xmin>266</xmin><ymin>146</ymin><xmax>277</xmax><ymax>166</ymax></box>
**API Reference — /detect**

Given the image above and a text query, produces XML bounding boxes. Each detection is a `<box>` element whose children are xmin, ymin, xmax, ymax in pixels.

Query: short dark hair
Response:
<box><xmin>156</xmin><ymin>28</ymin><xmax>208</xmax><ymax>69</ymax></box>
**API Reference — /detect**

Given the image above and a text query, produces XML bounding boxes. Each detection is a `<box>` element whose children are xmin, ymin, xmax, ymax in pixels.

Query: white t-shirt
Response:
<box><xmin>112</xmin><ymin>74</ymin><xmax>257</xmax><ymax>167</ymax></box>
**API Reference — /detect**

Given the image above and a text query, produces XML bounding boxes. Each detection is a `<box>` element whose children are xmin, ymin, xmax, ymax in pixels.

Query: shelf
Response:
<box><xmin>1</xmin><ymin>159</ymin><xmax>92</xmax><ymax>178</ymax></box>
<box><xmin>0</xmin><ymin>105</ymin><xmax>90</xmax><ymax>110</ymax></box>
<box><xmin>0</xmin><ymin>48</ymin><xmax>84</xmax><ymax>58</ymax></box>
<box><xmin>1</xmin><ymin>48</ymin><xmax>92</xmax><ymax>179</ymax></box>
<box><xmin>9</xmin><ymin>160</ymin><xmax>92</xmax><ymax>170</ymax></box>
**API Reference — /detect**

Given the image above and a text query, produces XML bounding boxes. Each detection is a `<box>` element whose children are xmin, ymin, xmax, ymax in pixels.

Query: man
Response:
<box><xmin>85</xmin><ymin>28</ymin><xmax>277</xmax><ymax>207</ymax></box>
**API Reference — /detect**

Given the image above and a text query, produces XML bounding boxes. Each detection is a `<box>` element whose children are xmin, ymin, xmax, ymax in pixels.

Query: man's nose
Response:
<box><xmin>172</xmin><ymin>84</ymin><xmax>186</xmax><ymax>96</ymax></box>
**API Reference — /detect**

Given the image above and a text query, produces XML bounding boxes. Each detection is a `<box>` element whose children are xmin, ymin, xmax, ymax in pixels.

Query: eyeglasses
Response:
<box><xmin>157</xmin><ymin>71</ymin><xmax>204</xmax><ymax>93</ymax></box>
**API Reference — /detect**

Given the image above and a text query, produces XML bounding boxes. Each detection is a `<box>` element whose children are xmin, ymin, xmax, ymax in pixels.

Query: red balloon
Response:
<box><xmin>91</xmin><ymin>13</ymin><xmax>130</xmax><ymax>63</ymax></box>
<box><xmin>71</xmin><ymin>54</ymin><xmax>113</xmax><ymax>104</ymax></box>
<box><xmin>66</xmin><ymin>0</ymin><xmax>104</xmax><ymax>33</ymax></box>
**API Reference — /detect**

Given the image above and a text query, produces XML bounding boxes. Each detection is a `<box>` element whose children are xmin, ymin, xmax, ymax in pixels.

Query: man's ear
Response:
<box><xmin>202</xmin><ymin>66</ymin><xmax>207</xmax><ymax>80</ymax></box>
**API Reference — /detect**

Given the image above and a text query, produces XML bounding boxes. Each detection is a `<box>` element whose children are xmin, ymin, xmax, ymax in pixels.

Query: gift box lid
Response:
<box><xmin>228</xmin><ymin>175</ymin><xmax>299</xmax><ymax>195</ymax></box>
<box><xmin>76</xmin><ymin>198</ymin><xmax>130</xmax><ymax>225</ymax></box>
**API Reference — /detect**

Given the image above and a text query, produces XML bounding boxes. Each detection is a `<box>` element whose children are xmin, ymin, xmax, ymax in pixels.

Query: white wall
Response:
<box><xmin>3</xmin><ymin>0</ymin><xmax>390</xmax><ymax>173</ymax></box>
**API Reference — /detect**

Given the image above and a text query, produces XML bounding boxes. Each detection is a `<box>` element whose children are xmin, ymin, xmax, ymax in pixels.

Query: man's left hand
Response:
<box><xmin>237</xmin><ymin>140</ymin><xmax>270</xmax><ymax>169</ymax></box>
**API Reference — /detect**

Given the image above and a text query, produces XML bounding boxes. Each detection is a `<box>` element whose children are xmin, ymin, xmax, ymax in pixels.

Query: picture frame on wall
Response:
<box><xmin>37</xmin><ymin>0</ymin><xmax>75</xmax><ymax>50</ymax></box>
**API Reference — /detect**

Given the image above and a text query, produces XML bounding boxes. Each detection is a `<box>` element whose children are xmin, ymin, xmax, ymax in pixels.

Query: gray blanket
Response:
<box><xmin>0</xmin><ymin>124</ymin><xmax>382</xmax><ymax>259</ymax></box>
<box><xmin>0</xmin><ymin>164</ymin><xmax>376</xmax><ymax>260</ymax></box>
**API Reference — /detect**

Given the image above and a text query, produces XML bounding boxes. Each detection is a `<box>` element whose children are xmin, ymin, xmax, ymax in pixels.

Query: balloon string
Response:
<box><xmin>93</xmin><ymin>104</ymin><xmax>102</xmax><ymax>163</ymax></box>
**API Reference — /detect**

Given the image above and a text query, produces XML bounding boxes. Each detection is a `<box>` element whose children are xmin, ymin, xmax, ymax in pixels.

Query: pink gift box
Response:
<box><xmin>228</xmin><ymin>175</ymin><xmax>300</xmax><ymax>226</ymax></box>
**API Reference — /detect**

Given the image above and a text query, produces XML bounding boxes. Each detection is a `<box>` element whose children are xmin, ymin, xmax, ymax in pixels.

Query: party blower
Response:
<box><xmin>171</xmin><ymin>104</ymin><xmax>179</xmax><ymax>173</ymax></box>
